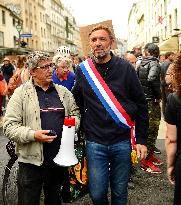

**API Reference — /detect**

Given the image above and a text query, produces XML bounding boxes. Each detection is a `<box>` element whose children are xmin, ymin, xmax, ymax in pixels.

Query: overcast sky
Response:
<box><xmin>61</xmin><ymin>0</ymin><xmax>136</xmax><ymax>39</ymax></box>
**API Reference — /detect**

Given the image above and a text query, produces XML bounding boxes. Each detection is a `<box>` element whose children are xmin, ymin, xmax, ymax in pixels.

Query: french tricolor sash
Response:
<box><xmin>79</xmin><ymin>58</ymin><xmax>136</xmax><ymax>148</ymax></box>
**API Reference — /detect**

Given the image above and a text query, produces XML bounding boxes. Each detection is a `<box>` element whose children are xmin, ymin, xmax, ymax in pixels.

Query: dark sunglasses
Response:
<box><xmin>37</xmin><ymin>63</ymin><xmax>54</xmax><ymax>70</ymax></box>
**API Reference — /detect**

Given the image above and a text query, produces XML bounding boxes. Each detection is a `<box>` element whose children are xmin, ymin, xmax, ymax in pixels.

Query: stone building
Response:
<box><xmin>0</xmin><ymin>0</ymin><xmax>82</xmax><ymax>55</ymax></box>
<box><xmin>128</xmin><ymin>0</ymin><xmax>181</xmax><ymax>53</ymax></box>
<box><xmin>0</xmin><ymin>2</ymin><xmax>24</xmax><ymax>60</ymax></box>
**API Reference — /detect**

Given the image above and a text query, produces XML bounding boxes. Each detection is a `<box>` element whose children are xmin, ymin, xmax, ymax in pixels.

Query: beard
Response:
<box><xmin>91</xmin><ymin>46</ymin><xmax>111</xmax><ymax>60</ymax></box>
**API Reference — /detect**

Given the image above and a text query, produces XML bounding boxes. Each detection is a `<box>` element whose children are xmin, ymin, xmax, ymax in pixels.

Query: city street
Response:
<box><xmin>0</xmin><ymin>119</ymin><xmax>174</xmax><ymax>205</ymax></box>
<box><xmin>0</xmin><ymin>0</ymin><xmax>180</xmax><ymax>204</ymax></box>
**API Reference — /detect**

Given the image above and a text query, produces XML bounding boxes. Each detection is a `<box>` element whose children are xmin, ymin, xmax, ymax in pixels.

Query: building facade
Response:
<box><xmin>128</xmin><ymin>0</ymin><xmax>181</xmax><ymax>53</ymax></box>
<box><xmin>127</xmin><ymin>0</ymin><xmax>145</xmax><ymax>51</ymax></box>
<box><xmin>0</xmin><ymin>3</ymin><xmax>22</xmax><ymax>48</ymax></box>
<box><xmin>0</xmin><ymin>0</ymin><xmax>82</xmax><ymax>55</ymax></box>
<box><xmin>0</xmin><ymin>2</ymin><xmax>24</xmax><ymax>60</ymax></box>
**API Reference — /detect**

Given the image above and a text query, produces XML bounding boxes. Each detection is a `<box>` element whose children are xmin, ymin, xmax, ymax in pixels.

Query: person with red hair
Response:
<box><xmin>165</xmin><ymin>51</ymin><xmax>181</xmax><ymax>204</ymax></box>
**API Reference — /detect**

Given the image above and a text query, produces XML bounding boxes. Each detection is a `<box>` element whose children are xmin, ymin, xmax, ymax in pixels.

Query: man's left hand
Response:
<box><xmin>136</xmin><ymin>144</ymin><xmax>147</xmax><ymax>160</ymax></box>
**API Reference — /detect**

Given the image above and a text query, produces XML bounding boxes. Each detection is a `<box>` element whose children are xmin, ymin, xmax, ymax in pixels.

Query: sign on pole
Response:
<box><xmin>20</xmin><ymin>34</ymin><xmax>33</xmax><ymax>38</ymax></box>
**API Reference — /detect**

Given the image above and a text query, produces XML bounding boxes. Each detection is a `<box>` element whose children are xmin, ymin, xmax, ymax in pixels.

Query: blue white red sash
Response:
<box><xmin>79</xmin><ymin>58</ymin><xmax>135</xmax><ymax>129</ymax></box>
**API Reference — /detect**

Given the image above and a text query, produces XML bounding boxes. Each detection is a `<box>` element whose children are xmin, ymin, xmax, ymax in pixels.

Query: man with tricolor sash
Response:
<box><xmin>72</xmin><ymin>25</ymin><xmax>149</xmax><ymax>205</ymax></box>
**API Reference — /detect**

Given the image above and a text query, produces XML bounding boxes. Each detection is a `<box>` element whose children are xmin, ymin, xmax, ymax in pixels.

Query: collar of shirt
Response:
<box><xmin>34</xmin><ymin>81</ymin><xmax>55</xmax><ymax>91</ymax></box>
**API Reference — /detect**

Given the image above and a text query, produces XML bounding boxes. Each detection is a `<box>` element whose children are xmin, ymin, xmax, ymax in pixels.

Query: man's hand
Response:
<box><xmin>136</xmin><ymin>144</ymin><xmax>147</xmax><ymax>160</ymax></box>
<box><xmin>34</xmin><ymin>130</ymin><xmax>57</xmax><ymax>143</ymax></box>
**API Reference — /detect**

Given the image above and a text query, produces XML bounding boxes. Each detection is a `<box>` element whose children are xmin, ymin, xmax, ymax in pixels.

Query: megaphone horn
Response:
<box><xmin>53</xmin><ymin>117</ymin><xmax>78</xmax><ymax>167</ymax></box>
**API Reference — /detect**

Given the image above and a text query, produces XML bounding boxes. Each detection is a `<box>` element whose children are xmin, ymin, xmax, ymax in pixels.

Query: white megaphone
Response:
<box><xmin>53</xmin><ymin>117</ymin><xmax>78</xmax><ymax>166</ymax></box>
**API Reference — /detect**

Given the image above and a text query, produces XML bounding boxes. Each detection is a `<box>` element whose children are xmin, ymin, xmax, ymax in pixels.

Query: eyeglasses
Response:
<box><xmin>36</xmin><ymin>63</ymin><xmax>54</xmax><ymax>70</ymax></box>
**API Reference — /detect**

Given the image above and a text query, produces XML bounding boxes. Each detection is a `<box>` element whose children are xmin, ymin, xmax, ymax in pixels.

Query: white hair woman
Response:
<box><xmin>52</xmin><ymin>54</ymin><xmax>75</xmax><ymax>91</ymax></box>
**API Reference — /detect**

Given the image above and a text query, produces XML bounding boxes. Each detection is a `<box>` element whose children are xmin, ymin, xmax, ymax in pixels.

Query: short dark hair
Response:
<box><xmin>89</xmin><ymin>24</ymin><xmax>114</xmax><ymax>40</ymax></box>
<box><xmin>144</xmin><ymin>43</ymin><xmax>160</xmax><ymax>57</ymax></box>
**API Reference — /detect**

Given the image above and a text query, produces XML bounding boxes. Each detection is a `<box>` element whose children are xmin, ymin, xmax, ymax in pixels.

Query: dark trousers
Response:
<box><xmin>17</xmin><ymin>162</ymin><xmax>66</xmax><ymax>205</ymax></box>
<box><xmin>161</xmin><ymin>87</ymin><xmax>167</xmax><ymax>119</ymax></box>
<box><xmin>174</xmin><ymin>153</ymin><xmax>181</xmax><ymax>205</ymax></box>
<box><xmin>146</xmin><ymin>101</ymin><xmax>161</xmax><ymax>158</ymax></box>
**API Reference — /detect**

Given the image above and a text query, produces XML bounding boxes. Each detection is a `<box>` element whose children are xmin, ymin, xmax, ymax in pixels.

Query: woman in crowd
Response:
<box><xmin>52</xmin><ymin>55</ymin><xmax>75</xmax><ymax>91</ymax></box>
<box><xmin>165</xmin><ymin>51</ymin><xmax>181</xmax><ymax>205</ymax></box>
<box><xmin>7</xmin><ymin>55</ymin><xmax>29</xmax><ymax>97</ymax></box>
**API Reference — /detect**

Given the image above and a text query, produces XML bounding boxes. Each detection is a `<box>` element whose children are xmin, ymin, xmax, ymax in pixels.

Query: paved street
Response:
<box><xmin>0</xmin><ymin>118</ymin><xmax>174</xmax><ymax>205</ymax></box>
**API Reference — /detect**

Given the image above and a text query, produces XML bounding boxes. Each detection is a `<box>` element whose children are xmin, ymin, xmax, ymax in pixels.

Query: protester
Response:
<box><xmin>52</xmin><ymin>53</ymin><xmax>76</xmax><ymax>202</ymax></box>
<box><xmin>11</xmin><ymin>59</ymin><xmax>17</xmax><ymax>70</ymax></box>
<box><xmin>17</xmin><ymin>55</ymin><xmax>30</xmax><ymax>84</ymax></box>
<box><xmin>125</xmin><ymin>52</ymin><xmax>137</xmax><ymax>69</ymax></box>
<box><xmin>165</xmin><ymin>63</ymin><xmax>175</xmax><ymax>93</ymax></box>
<box><xmin>3</xmin><ymin>51</ymin><xmax>80</xmax><ymax>205</ymax></box>
<box><xmin>72</xmin><ymin>56</ymin><xmax>82</xmax><ymax>73</ymax></box>
<box><xmin>52</xmin><ymin>55</ymin><xmax>75</xmax><ymax>91</ymax></box>
<box><xmin>160</xmin><ymin>52</ymin><xmax>175</xmax><ymax>118</ymax></box>
<box><xmin>1</xmin><ymin>57</ymin><xmax>15</xmax><ymax>83</ymax></box>
<box><xmin>72</xmin><ymin>25</ymin><xmax>148</xmax><ymax>205</ymax></box>
<box><xmin>165</xmin><ymin>51</ymin><xmax>181</xmax><ymax>205</ymax></box>
<box><xmin>7</xmin><ymin>55</ymin><xmax>29</xmax><ymax>97</ymax></box>
<box><xmin>159</xmin><ymin>54</ymin><xmax>166</xmax><ymax>64</ymax></box>
<box><xmin>137</xmin><ymin>43</ymin><xmax>163</xmax><ymax>173</ymax></box>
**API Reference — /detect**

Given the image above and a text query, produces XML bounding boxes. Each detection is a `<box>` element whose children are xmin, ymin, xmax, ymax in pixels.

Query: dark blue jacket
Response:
<box><xmin>72</xmin><ymin>55</ymin><xmax>148</xmax><ymax>145</ymax></box>
<box><xmin>52</xmin><ymin>70</ymin><xmax>75</xmax><ymax>91</ymax></box>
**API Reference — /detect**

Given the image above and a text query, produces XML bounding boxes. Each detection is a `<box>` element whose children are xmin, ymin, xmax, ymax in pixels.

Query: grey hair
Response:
<box><xmin>26</xmin><ymin>51</ymin><xmax>50</xmax><ymax>69</ymax></box>
<box><xmin>52</xmin><ymin>54</ymin><xmax>72</xmax><ymax>68</ymax></box>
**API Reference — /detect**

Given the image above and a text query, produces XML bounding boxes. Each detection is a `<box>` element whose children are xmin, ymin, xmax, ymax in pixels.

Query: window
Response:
<box><xmin>26</xmin><ymin>18</ymin><xmax>28</xmax><ymax>27</ymax></box>
<box><xmin>13</xmin><ymin>36</ymin><xmax>16</xmax><ymax>47</ymax></box>
<box><xmin>174</xmin><ymin>9</ymin><xmax>178</xmax><ymax>29</ymax></box>
<box><xmin>41</xmin><ymin>27</ymin><xmax>43</xmax><ymax>37</ymax></box>
<box><xmin>164</xmin><ymin>0</ymin><xmax>167</xmax><ymax>16</ymax></box>
<box><xmin>169</xmin><ymin>14</ymin><xmax>172</xmax><ymax>34</ymax></box>
<box><xmin>35</xmin><ymin>22</ymin><xmax>37</xmax><ymax>31</ymax></box>
<box><xmin>2</xmin><ymin>10</ymin><xmax>5</xmax><ymax>24</ymax></box>
<box><xmin>0</xmin><ymin>32</ymin><xmax>4</xmax><ymax>46</ymax></box>
<box><xmin>40</xmin><ymin>12</ymin><xmax>42</xmax><ymax>22</ymax></box>
<box><xmin>13</xmin><ymin>18</ymin><xmax>16</xmax><ymax>26</ymax></box>
<box><xmin>30</xmin><ymin>21</ymin><xmax>33</xmax><ymax>29</ymax></box>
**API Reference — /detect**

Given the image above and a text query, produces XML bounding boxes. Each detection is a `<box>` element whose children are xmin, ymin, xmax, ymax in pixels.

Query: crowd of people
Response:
<box><xmin>0</xmin><ymin>24</ymin><xmax>181</xmax><ymax>205</ymax></box>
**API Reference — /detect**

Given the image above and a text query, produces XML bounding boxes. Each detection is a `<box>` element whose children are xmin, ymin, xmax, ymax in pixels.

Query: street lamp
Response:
<box><xmin>16</xmin><ymin>24</ymin><xmax>22</xmax><ymax>48</ymax></box>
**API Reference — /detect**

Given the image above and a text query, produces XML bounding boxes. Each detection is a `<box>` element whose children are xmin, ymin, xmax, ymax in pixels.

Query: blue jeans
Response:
<box><xmin>86</xmin><ymin>139</ymin><xmax>131</xmax><ymax>205</ymax></box>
